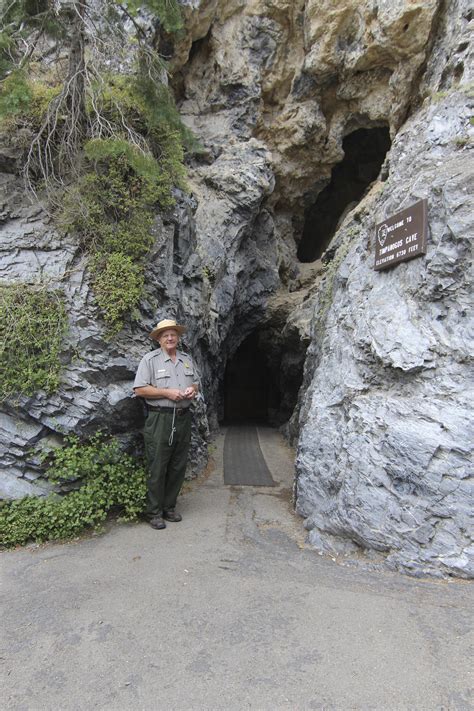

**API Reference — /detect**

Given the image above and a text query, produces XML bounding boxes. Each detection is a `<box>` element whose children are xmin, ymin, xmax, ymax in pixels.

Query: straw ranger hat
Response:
<box><xmin>150</xmin><ymin>318</ymin><xmax>186</xmax><ymax>341</ymax></box>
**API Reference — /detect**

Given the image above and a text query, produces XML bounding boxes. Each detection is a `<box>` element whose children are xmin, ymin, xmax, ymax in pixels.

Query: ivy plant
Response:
<box><xmin>0</xmin><ymin>434</ymin><xmax>147</xmax><ymax>547</ymax></box>
<box><xmin>0</xmin><ymin>283</ymin><xmax>68</xmax><ymax>401</ymax></box>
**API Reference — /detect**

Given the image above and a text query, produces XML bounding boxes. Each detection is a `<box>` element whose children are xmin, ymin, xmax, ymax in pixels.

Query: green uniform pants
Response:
<box><xmin>143</xmin><ymin>410</ymin><xmax>192</xmax><ymax>517</ymax></box>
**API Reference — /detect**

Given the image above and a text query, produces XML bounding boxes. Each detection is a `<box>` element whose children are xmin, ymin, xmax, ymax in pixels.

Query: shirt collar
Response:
<box><xmin>162</xmin><ymin>349</ymin><xmax>183</xmax><ymax>363</ymax></box>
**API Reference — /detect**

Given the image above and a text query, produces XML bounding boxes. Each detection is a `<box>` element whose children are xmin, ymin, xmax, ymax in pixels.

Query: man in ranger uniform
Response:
<box><xmin>133</xmin><ymin>319</ymin><xmax>199</xmax><ymax>530</ymax></box>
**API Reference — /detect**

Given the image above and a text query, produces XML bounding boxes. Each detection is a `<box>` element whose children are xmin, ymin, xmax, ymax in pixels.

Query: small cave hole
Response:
<box><xmin>189</xmin><ymin>29</ymin><xmax>212</xmax><ymax>63</ymax></box>
<box><xmin>454</xmin><ymin>62</ymin><xmax>464</xmax><ymax>80</ymax></box>
<box><xmin>297</xmin><ymin>126</ymin><xmax>392</xmax><ymax>263</ymax></box>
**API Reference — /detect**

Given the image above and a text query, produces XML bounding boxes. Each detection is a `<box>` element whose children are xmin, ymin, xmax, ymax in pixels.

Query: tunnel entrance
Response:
<box><xmin>222</xmin><ymin>328</ymin><xmax>307</xmax><ymax>427</ymax></box>
<box><xmin>297</xmin><ymin>126</ymin><xmax>391</xmax><ymax>263</ymax></box>
<box><xmin>223</xmin><ymin>332</ymin><xmax>279</xmax><ymax>423</ymax></box>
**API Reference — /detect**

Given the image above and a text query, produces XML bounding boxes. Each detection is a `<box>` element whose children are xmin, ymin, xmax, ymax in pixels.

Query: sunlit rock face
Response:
<box><xmin>295</xmin><ymin>90</ymin><xmax>473</xmax><ymax>579</ymax></box>
<box><xmin>1</xmin><ymin>0</ymin><xmax>473</xmax><ymax>578</ymax></box>
<box><xmin>173</xmin><ymin>0</ymin><xmax>440</xmax><ymax>204</ymax></box>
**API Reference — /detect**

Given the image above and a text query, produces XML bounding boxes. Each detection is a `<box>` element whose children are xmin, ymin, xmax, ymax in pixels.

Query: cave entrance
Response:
<box><xmin>223</xmin><ymin>332</ymin><xmax>279</xmax><ymax>423</ymax></box>
<box><xmin>223</xmin><ymin>328</ymin><xmax>307</xmax><ymax>426</ymax></box>
<box><xmin>297</xmin><ymin>126</ymin><xmax>391</xmax><ymax>263</ymax></box>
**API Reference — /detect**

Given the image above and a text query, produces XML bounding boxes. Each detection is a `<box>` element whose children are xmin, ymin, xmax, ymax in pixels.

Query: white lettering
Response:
<box><xmin>405</xmin><ymin>232</ymin><xmax>418</xmax><ymax>244</ymax></box>
<box><xmin>375</xmin><ymin>254</ymin><xmax>395</xmax><ymax>266</ymax></box>
<box><xmin>387</xmin><ymin>220</ymin><xmax>404</xmax><ymax>233</ymax></box>
<box><xmin>380</xmin><ymin>239</ymin><xmax>403</xmax><ymax>256</ymax></box>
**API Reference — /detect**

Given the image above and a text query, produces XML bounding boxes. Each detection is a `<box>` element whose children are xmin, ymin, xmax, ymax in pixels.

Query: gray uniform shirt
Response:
<box><xmin>133</xmin><ymin>348</ymin><xmax>199</xmax><ymax>408</ymax></box>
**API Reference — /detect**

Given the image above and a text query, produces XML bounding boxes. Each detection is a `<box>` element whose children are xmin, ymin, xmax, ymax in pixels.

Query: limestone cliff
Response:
<box><xmin>1</xmin><ymin>0</ymin><xmax>472</xmax><ymax>577</ymax></box>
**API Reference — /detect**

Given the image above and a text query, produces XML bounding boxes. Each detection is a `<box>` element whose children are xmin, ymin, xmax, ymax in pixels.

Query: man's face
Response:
<box><xmin>158</xmin><ymin>329</ymin><xmax>179</xmax><ymax>351</ymax></box>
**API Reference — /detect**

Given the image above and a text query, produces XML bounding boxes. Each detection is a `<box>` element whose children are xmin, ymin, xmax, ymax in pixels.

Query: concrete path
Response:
<box><xmin>1</xmin><ymin>427</ymin><xmax>473</xmax><ymax>710</ymax></box>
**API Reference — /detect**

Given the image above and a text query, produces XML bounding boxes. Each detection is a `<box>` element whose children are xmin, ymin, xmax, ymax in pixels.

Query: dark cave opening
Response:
<box><xmin>222</xmin><ymin>329</ymin><xmax>306</xmax><ymax>426</ymax></box>
<box><xmin>297</xmin><ymin>126</ymin><xmax>392</xmax><ymax>263</ymax></box>
<box><xmin>223</xmin><ymin>332</ymin><xmax>278</xmax><ymax>423</ymax></box>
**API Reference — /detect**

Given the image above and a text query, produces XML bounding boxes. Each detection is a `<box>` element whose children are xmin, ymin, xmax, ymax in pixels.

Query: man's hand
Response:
<box><xmin>166</xmin><ymin>388</ymin><xmax>185</xmax><ymax>402</ymax></box>
<box><xmin>133</xmin><ymin>384</ymin><xmax>197</xmax><ymax>402</ymax></box>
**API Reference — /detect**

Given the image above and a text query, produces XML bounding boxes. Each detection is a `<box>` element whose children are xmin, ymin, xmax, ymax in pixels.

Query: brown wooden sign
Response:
<box><xmin>374</xmin><ymin>199</ymin><xmax>428</xmax><ymax>271</ymax></box>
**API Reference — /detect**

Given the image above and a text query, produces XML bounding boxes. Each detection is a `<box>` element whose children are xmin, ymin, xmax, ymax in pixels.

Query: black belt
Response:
<box><xmin>147</xmin><ymin>406</ymin><xmax>190</xmax><ymax>416</ymax></box>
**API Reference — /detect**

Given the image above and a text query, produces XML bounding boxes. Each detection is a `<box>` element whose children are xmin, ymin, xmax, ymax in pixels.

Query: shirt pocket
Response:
<box><xmin>154</xmin><ymin>369</ymin><xmax>171</xmax><ymax>386</ymax></box>
<box><xmin>183</xmin><ymin>365</ymin><xmax>195</xmax><ymax>385</ymax></box>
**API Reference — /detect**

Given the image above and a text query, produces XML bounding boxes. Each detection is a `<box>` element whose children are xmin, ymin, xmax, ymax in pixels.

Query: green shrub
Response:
<box><xmin>89</xmin><ymin>75</ymin><xmax>193</xmax><ymax>182</ymax></box>
<box><xmin>0</xmin><ymin>70</ymin><xmax>32</xmax><ymax>119</ymax></box>
<box><xmin>27</xmin><ymin>80</ymin><xmax>62</xmax><ymax>124</ymax></box>
<box><xmin>0</xmin><ymin>434</ymin><xmax>147</xmax><ymax>547</ymax></box>
<box><xmin>0</xmin><ymin>31</ymin><xmax>15</xmax><ymax>78</ymax></box>
<box><xmin>84</xmin><ymin>137</ymin><xmax>176</xmax><ymax>215</ymax></box>
<box><xmin>92</xmin><ymin>252</ymin><xmax>145</xmax><ymax>336</ymax></box>
<box><xmin>134</xmin><ymin>76</ymin><xmax>200</xmax><ymax>158</ymax></box>
<box><xmin>0</xmin><ymin>70</ymin><xmax>61</xmax><ymax>127</ymax></box>
<box><xmin>0</xmin><ymin>283</ymin><xmax>68</xmax><ymax>401</ymax></box>
<box><xmin>62</xmin><ymin>138</ymin><xmax>171</xmax><ymax>335</ymax></box>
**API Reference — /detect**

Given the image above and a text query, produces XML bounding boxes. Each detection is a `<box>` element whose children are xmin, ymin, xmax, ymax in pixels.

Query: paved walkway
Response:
<box><xmin>1</xmin><ymin>427</ymin><xmax>473</xmax><ymax>710</ymax></box>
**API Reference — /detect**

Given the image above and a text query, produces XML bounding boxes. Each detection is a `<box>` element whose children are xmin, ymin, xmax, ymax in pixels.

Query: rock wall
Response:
<box><xmin>294</xmin><ymin>1</ymin><xmax>474</xmax><ymax>578</ymax></box>
<box><xmin>295</xmin><ymin>90</ymin><xmax>473</xmax><ymax>578</ymax></box>
<box><xmin>1</xmin><ymin>0</ymin><xmax>472</xmax><ymax>577</ymax></box>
